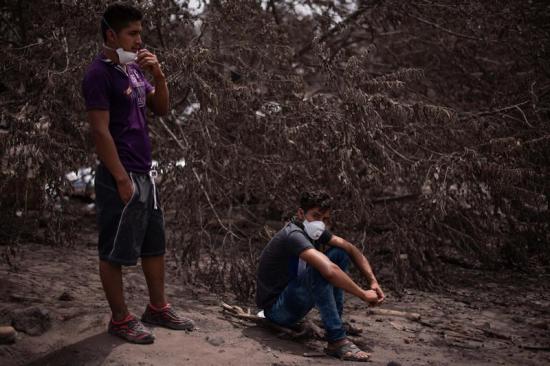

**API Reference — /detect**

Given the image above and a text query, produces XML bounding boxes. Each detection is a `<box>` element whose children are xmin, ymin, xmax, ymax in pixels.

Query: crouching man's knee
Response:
<box><xmin>326</xmin><ymin>247</ymin><xmax>349</xmax><ymax>270</ymax></box>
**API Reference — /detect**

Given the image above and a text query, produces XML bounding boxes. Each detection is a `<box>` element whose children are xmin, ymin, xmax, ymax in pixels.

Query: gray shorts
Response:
<box><xmin>95</xmin><ymin>164</ymin><xmax>166</xmax><ymax>265</ymax></box>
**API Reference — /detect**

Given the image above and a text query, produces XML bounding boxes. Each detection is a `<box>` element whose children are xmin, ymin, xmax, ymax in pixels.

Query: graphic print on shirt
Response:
<box><xmin>129</xmin><ymin>70</ymin><xmax>147</xmax><ymax>108</ymax></box>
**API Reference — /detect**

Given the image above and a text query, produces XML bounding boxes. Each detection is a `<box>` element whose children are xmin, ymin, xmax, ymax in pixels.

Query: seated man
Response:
<box><xmin>256</xmin><ymin>191</ymin><xmax>385</xmax><ymax>362</ymax></box>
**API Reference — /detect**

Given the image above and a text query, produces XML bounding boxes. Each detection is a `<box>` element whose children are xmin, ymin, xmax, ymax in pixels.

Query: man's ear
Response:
<box><xmin>106</xmin><ymin>28</ymin><xmax>116</xmax><ymax>43</ymax></box>
<box><xmin>297</xmin><ymin>208</ymin><xmax>305</xmax><ymax>220</ymax></box>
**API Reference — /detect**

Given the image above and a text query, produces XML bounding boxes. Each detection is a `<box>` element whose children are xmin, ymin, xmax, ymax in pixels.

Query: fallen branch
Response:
<box><xmin>443</xmin><ymin>330</ymin><xmax>485</xmax><ymax>343</ymax></box>
<box><xmin>478</xmin><ymin>327</ymin><xmax>512</xmax><ymax>341</ymax></box>
<box><xmin>367</xmin><ymin>308</ymin><xmax>421</xmax><ymax>322</ymax></box>
<box><xmin>520</xmin><ymin>344</ymin><xmax>550</xmax><ymax>352</ymax></box>
<box><xmin>220</xmin><ymin>302</ymin><xmax>324</xmax><ymax>339</ymax></box>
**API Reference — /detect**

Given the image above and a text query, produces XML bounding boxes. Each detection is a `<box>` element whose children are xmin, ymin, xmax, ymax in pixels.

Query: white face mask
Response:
<box><xmin>303</xmin><ymin>219</ymin><xmax>325</xmax><ymax>241</ymax></box>
<box><xmin>116</xmin><ymin>48</ymin><xmax>137</xmax><ymax>64</ymax></box>
<box><xmin>102</xmin><ymin>17</ymin><xmax>137</xmax><ymax>65</ymax></box>
<box><xmin>104</xmin><ymin>44</ymin><xmax>137</xmax><ymax>65</ymax></box>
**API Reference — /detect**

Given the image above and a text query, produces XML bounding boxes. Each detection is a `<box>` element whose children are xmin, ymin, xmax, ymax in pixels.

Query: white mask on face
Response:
<box><xmin>115</xmin><ymin>48</ymin><xmax>137</xmax><ymax>64</ymax></box>
<box><xmin>303</xmin><ymin>219</ymin><xmax>325</xmax><ymax>241</ymax></box>
<box><xmin>104</xmin><ymin>44</ymin><xmax>137</xmax><ymax>65</ymax></box>
<box><xmin>102</xmin><ymin>18</ymin><xmax>137</xmax><ymax>65</ymax></box>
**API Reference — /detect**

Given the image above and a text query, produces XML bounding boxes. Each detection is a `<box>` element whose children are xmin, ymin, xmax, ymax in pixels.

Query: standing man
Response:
<box><xmin>256</xmin><ymin>191</ymin><xmax>385</xmax><ymax>362</ymax></box>
<box><xmin>82</xmin><ymin>3</ymin><xmax>193</xmax><ymax>344</ymax></box>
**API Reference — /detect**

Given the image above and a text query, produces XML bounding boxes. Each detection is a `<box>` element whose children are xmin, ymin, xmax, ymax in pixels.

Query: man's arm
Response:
<box><xmin>138</xmin><ymin>49</ymin><xmax>169</xmax><ymax>116</ymax></box>
<box><xmin>145</xmin><ymin>74</ymin><xmax>169</xmax><ymax>116</ymax></box>
<box><xmin>328</xmin><ymin>235</ymin><xmax>385</xmax><ymax>303</ymax></box>
<box><xmin>299</xmin><ymin>248</ymin><xmax>378</xmax><ymax>305</ymax></box>
<box><xmin>87</xmin><ymin>110</ymin><xmax>133</xmax><ymax>203</ymax></box>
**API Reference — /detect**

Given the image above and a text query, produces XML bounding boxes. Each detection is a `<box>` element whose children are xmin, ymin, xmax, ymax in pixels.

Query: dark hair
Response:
<box><xmin>299</xmin><ymin>191</ymin><xmax>333</xmax><ymax>213</ymax></box>
<box><xmin>101</xmin><ymin>3</ymin><xmax>143</xmax><ymax>41</ymax></box>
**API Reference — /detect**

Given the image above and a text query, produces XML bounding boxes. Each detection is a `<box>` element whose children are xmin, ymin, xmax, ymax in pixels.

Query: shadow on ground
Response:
<box><xmin>25</xmin><ymin>332</ymin><xmax>123</xmax><ymax>366</ymax></box>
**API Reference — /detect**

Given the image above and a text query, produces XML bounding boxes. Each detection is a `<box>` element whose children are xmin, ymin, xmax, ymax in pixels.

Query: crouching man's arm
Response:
<box><xmin>328</xmin><ymin>235</ymin><xmax>385</xmax><ymax>304</ymax></box>
<box><xmin>299</xmin><ymin>248</ymin><xmax>378</xmax><ymax>305</ymax></box>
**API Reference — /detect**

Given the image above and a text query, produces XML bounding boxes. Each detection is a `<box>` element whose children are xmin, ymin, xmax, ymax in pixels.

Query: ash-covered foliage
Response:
<box><xmin>1</xmin><ymin>0</ymin><xmax>548</xmax><ymax>297</ymax></box>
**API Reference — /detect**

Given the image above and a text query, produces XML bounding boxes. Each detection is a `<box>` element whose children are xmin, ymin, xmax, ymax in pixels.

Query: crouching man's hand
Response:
<box><xmin>361</xmin><ymin>289</ymin><xmax>379</xmax><ymax>306</ymax></box>
<box><xmin>370</xmin><ymin>282</ymin><xmax>385</xmax><ymax>304</ymax></box>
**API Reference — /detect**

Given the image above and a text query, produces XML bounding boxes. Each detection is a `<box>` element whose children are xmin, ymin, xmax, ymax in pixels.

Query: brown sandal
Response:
<box><xmin>325</xmin><ymin>340</ymin><xmax>371</xmax><ymax>362</ymax></box>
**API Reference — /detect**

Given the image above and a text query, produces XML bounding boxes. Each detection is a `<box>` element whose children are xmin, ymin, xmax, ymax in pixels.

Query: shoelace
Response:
<box><xmin>161</xmin><ymin>307</ymin><xmax>191</xmax><ymax>324</ymax></box>
<box><xmin>128</xmin><ymin>318</ymin><xmax>149</xmax><ymax>333</ymax></box>
<box><xmin>161</xmin><ymin>307</ymin><xmax>178</xmax><ymax>319</ymax></box>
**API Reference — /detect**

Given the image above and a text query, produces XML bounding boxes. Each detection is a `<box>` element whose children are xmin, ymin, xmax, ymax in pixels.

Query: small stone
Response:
<box><xmin>11</xmin><ymin>306</ymin><xmax>51</xmax><ymax>336</ymax></box>
<box><xmin>404</xmin><ymin>338</ymin><xmax>410</xmax><ymax>344</ymax></box>
<box><xmin>58</xmin><ymin>291</ymin><xmax>75</xmax><ymax>302</ymax></box>
<box><xmin>511</xmin><ymin>316</ymin><xmax>524</xmax><ymax>323</ymax></box>
<box><xmin>387</xmin><ymin>362</ymin><xmax>402</xmax><ymax>366</ymax></box>
<box><xmin>205</xmin><ymin>335</ymin><xmax>225</xmax><ymax>346</ymax></box>
<box><xmin>0</xmin><ymin>326</ymin><xmax>17</xmax><ymax>344</ymax></box>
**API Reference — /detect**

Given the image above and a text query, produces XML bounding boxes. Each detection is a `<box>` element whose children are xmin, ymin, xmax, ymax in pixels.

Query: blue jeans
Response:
<box><xmin>265</xmin><ymin>247</ymin><xmax>349</xmax><ymax>342</ymax></box>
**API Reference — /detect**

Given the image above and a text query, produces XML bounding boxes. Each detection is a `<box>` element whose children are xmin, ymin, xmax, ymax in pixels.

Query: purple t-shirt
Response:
<box><xmin>82</xmin><ymin>55</ymin><xmax>155</xmax><ymax>173</ymax></box>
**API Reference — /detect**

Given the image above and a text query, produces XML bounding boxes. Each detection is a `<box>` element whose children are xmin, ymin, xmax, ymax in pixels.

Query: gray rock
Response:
<box><xmin>205</xmin><ymin>335</ymin><xmax>225</xmax><ymax>346</ymax></box>
<box><xmin>0</xmin><ymin>326</ymin><xmax>17</xmax><ymax>344</ymax></box>
<box><xmin>11</xmin><ymin>306</ymin><xmax>51</xmax><ymax>336</ymax></box>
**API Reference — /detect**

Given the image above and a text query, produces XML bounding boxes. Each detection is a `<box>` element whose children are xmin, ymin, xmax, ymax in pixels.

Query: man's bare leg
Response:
<box><xmin>99</xmin><ymin>260</ymin><xmax>129</xmax><ymax>321</ymax></box>
<box><xmin>140</xmin><ymin>255</ymin><xmax>194</xmax><ymax>330</ymax></box>
<box><xmin>142</xmin><ymin>255</ymin><xmax>167</xmax><ymax>307</ymax></box>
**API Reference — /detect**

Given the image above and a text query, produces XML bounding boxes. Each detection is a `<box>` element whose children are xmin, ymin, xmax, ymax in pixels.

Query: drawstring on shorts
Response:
<box><xmin>149</xmin><ymin>169</ymin><xmax>158</xmax><ymax>210</ymax></box>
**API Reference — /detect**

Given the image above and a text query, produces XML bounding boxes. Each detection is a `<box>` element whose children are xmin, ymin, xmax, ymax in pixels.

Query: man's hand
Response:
<box><xmin>362</xmin><ymin>289</ymin><xmax>379</xmax><ymax>305</ymax></box>
<box><xmin>140</xmin><ymin>49</ymin><xmax>169</xmax><ymax>115</ymax></box>
<box><xmin>137</xmin><ymin>49</ymin><xmax>164</xmax><ymax>80</ymax></box>
<box><xmin>370</xmin><ymin>282</ymin><xmax>385</xmax><ymax>304</ymax></box>
<box><xmin>117</xmin><ymin>177</ymin><xmax>134</xmax><ymax>204</ymax></box>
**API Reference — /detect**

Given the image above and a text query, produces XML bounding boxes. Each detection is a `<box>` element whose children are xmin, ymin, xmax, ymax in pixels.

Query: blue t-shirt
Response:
<box><xmin>255</xmin><ymin>221</ymin><xmax>333</xmax><ymax>309</ymax></box>
<box><xmin>82</xmin><ymin>55</ymin><xmax>154</xmax><ymax>173</ymax></box>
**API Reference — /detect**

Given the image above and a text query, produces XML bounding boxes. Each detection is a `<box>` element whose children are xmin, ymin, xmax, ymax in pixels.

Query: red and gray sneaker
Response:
<box><xmin>108</xmin><ymin>314</ymin><xmax>155</xmax><ymax>344</ymax></box>
<box><xmin>141</xmin><ymin>303</ymin><xmax>195</xmax><ymax>331</ymax></box>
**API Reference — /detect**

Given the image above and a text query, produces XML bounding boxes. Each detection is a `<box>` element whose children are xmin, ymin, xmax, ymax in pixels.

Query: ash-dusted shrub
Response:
<box><xmin>1</xmin><ymin>0</ymin><xmax>548</xmax><ymax>297</ymax></box>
